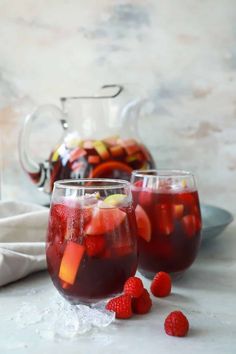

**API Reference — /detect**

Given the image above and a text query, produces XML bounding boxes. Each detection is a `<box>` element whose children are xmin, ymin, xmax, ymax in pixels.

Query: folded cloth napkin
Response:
<box><xmin>0</xmin><ymin>201</ymin><xmax>49</xmax><ymax>286</ymax></box>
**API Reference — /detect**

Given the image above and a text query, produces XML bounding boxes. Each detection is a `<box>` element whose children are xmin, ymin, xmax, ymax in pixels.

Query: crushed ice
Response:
<box><xmin>12</xmin><ymin>294</ymin><xmax>115</xmax><ymax>339</ymax></box>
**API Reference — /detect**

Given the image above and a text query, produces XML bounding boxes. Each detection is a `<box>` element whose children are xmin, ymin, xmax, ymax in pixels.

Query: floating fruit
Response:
<box><xmin>126</xmin><ymin>152</ymin><xmax>143</xmax><ymax>163</ymax></box>
<box><xmin>94</xmin><ymin>140</ymin><xmax>110</xmax><ymax>160</ymax></box>
<box><xmin>83</xmin><ymin>140</ymin><xmax>94</xmax><ymax>149</ymax></box>
<box><xmin>88</xmin><ymin>155</ymin><xmax>100</xmax><ymax>164</ymax></box>
<box><xmin>85</xmin><ymin>234</ymin><xmax>105</xmax><ymax>257</ymax></box>
<box><xmin>155</xmin><ymin>204</ymin><xmax>174</xmax><ymax>236</ymax></box>
<box><xmin>49</xmin><ymin>203</ymin><xmax>68</xmax><ymax>241</ymax></box>
<box><xmin>172</xmin><ymin>204</ymin><xmax>184</xmax><ymax>219</ymax></box>
<box><xmin>86</xmin><ymin>206</ymin><xmax>126</xmax><ymax>235</ymax></box>
<box><xmin>138</xmin><ymin>190</ymin><xmax>153</xmax><ymax>207</ymax></box>
<box><xmin>135</xmin><ymin>205</ymin><xmax>151</xmax><ymax>242</ymax></box>
<box><xmin>178</xmin><ymin>193</ymin><xmax>195</xmax><ymax>213</ymax></box>
<box><xmin>103</xmin><ymin>136</ymin><xmax>119</xmax><ymax>146</ymax></box>
<box><xmin>133</xmin><ymin>180</ymin><xmax>143</xmax><ymax>188</ymax></box>
<box><xmin>117</xmin><ymin>138</ymin><xmax>139</xmax><ymax>155</ymax></box>
<box><xmin>89</xmin><ymin>161</ymin><xmax>132</xmax><ymax>178</ymax></box>
<box><xmin>182</xmin><ymin>214</ymin><xmax>197</xmax><ymax>238</ymax></box>
<box><xmin>110</xmin><ymin>145</ymin><xmax>124</xmax><ymax>157</ymax></box>
<box><xmin>69</xmin><ymin>147</ymin><xmax>87</xmax><ymax>163</ymax></box>
<box><xmin>104</xmin><ymin>194</ymin><xmax>126</xmax><ymax>207</ymax></box>
<box><xmin>51</xmin><ymin>148</ymin><xmax>60</xmax><ymax>162</ymax></box>
<box><xmin>59</xmin><ymin>241</ymin><xmax>85</xmax><ymax>285</ymax></box>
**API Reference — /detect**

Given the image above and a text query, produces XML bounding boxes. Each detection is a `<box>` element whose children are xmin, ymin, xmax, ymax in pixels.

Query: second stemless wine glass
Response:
<box><xmin>46</xmin><ymin>179</ymin><xmax>138</xmax><ymax>304</ymax></box>
<box><xmin>131</xmin><ymin>170</ymin><xmax>202</xmax><ymax>279</ymax></box>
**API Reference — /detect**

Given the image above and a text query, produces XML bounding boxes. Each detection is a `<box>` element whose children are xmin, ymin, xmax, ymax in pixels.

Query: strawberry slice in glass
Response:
<box><xmin>85</xmin><ymin>234</ymin><xmax>105</xmax><ymax>257</ymax></box>
<box><xmin>155</xmin><ymin>204</ymin><xmax>174</xmax><ymax>236</ymax></box>
<box><xmin>86</xmin><ymin>205</ymin><xmax>126</xmax><ymax>235</ymax></box>
<box><xmin>182</xmin><ymin>214</ymin><xmax>198</xmax><ymax>238</ymax></box>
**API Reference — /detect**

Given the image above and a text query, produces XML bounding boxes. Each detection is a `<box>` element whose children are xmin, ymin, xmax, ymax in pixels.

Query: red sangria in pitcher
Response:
<box><xmin>19</xmin><ymin>85</ymin><xmax>155</xmax><ymax>194</ymax></box>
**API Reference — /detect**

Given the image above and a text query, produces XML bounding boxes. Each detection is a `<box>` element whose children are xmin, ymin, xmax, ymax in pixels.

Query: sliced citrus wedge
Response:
<box><xmin>89</xmin><ymin>161</ymin><xmax>132</xmax><ymax>178</ymax></box>
<box><xmin>86</xmin><ymin>206</ymin><xmax>126</xmax><ymax>235</ymax></box>
<box><xmin>59</xmin><ymin>241</ymin><xmax>85</xmax><ymax>285</ymax></box>
<box><xmin>94</xmin><ymin>140</ymin><xmax>110</xmax><ymax>160</ymax></box>
<box><xmin>135</xmin><ymin>205</ymin><xmax>151</xmax><ymax>242</ymax></box>
<box><xmin>104</xmin><ymin>194</ymin><xmax>126</xmax><ymax>207</ymax></box>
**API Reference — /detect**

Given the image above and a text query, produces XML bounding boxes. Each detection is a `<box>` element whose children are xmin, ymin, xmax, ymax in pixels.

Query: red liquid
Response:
<box><xmin>132</xmin><ymin>188</ymin><xmax>202</xmax><ymax>278</ymax></box>
<box><xmin>46</xmin><ymin>200</ymin><xmax>138</xmax><ymax>304</ymax></box>
<box><xmin>46</xmin><ymin>137</ymin><xmax>155</xmax><ymax>192</ymax></box>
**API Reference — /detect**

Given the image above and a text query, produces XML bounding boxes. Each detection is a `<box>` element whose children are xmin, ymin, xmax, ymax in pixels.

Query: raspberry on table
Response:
<box><xmin>106</xmin><ymin>294</ymin><xmax>133</xmax><ymax>319</ymax></box>
<box><xmin>164</xmin><ymin>311</ymin><xmax>189</xmax><ymax>337</ymax></box>
<box><xmin>124</xmin><ymin>276</ymin><xmax>144</xmax><ymax>298</ymax></box>
<box><xmin>132</xmin><ymin>288</ymin><xmax>152</xmax><ymax>314</ymax></box>
<box><xmin>150</xmin><ymin>271</ymin><xmax>172</xmax><ymax>297</ymax></box>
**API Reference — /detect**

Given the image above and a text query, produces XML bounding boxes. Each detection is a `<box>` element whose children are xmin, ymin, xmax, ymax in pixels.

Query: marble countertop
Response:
<box><xmin>0</xmin><ymin>220</ymin><xmax>236</xmax><ymax>354</ymax></box>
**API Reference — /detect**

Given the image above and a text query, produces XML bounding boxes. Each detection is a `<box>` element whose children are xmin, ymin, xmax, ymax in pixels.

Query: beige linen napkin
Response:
<box><xmin>0</xmin><ymin>201</ymin><xmax>49</xmax><ymax>286</ymax></box>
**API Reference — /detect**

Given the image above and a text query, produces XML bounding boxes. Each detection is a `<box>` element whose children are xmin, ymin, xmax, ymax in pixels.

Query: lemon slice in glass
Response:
<box><xmin>104</xmin><ymin>194</ymin><xmax>126</xmax><ymax>207</ymax></box>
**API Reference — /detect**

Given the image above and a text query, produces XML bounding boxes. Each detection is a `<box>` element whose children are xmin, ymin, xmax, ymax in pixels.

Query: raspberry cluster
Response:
<box><xmin>106</xmin><ymin>272</ymin><xmax>189</xmax><ymax>337</ymax></box>
<box><xmin>106</xmin><ymin>276</ymin><xmax>152</xmax><ymax>319</ymax></box>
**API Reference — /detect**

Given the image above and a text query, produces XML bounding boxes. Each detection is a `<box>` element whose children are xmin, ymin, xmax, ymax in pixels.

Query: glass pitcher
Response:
<box><xmin>19</xmin><ymin>85</ymin><xmax>155</xmax><ymax>194</ymax></box>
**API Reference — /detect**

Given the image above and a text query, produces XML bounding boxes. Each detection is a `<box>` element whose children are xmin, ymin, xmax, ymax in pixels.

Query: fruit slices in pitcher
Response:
<box><xmin>48</xmin><ymin>135</ymin><xmax>155</xmax><ymax>192</ymax></box>
<box><xmin>46</xmin><ymin>193</ymin><xmax>138</xmax><ymax>304</ymax></box>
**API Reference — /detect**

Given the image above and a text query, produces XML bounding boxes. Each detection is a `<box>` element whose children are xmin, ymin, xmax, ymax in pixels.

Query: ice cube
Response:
<box><xmin>13</xmin><ymin>294</ymin><xmax>114</xmax><ymax>339</ymax></box>
<box><xmin>53</xmin><ymin>299</ymin><xmax>114</xmax><ymax>338</ymax></box>
<box><xmin>15</xmin><ymin>303</ymin><xmax>44</xmax><ymax>328</ymax></box>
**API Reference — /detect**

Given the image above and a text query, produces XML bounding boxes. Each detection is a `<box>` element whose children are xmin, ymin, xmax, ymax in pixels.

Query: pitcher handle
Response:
<box><xmin>60</xmin><ymin>84</ymin><xmax>123</xmax><ymax>101</ymax></box>
<box><xmin>121</xmin><ymin>98</ymin><xmax>147</xmax><ymax>138</ymax></box>
<box><xmin>19</xmin><ymin>104</ymin><xmax>67</xmax><ymax>187</ymax></box>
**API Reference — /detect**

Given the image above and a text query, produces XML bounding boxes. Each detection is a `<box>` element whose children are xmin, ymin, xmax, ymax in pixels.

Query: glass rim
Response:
<box><xmin>54</xmin><ymin>178</ymin><xmax>131</xmax><ymax>190</ymax></box>
<box><xmin>131</xmin><ymin>169</ymin><xmax>194</xmax><ymax>178</ymax></box>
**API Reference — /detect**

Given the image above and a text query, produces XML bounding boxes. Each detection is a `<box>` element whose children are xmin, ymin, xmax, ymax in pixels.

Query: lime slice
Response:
<box><xmin>104</xmin><ymin>194</ymin><xmax>126</xmax><ymax>206</ymax></box>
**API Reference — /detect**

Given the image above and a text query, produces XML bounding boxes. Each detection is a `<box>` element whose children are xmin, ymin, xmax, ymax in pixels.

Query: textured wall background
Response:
<box><xmin>0</xmin><ymin>0</ymin><xmax>235</xmax><ymax>213</ymax></box>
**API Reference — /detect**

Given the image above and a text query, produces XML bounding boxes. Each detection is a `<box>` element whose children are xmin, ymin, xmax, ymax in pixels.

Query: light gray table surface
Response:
<box><xmin>0</xmin><ymin>221</ymin><xmax>236</xmax><ymax>354</ymax></box>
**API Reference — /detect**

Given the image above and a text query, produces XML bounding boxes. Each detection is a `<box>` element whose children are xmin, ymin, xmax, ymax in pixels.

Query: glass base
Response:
<box><xmin>138</xmin><ymin>268</ymin><xmax>185</xmax><ymax>281</ymax></box>
<box><xmin>60</xmin><ymin>290</ymin><xmax>121</xmax><ymax>306</ymax></box>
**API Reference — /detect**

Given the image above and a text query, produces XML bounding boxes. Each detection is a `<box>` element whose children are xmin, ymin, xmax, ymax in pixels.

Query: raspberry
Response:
<box><xmin>132</xmin><ymin>288</ymin><xmax>152</xmax><ymax>314</ymax></box>
<box><xmin>150</xmin><ymin>271</ymin><xmax>172</xmax><ymax>297</ymax></box>
<box><xmin>124</xmin><ymin>276</ymin><xmax>144</xmax><ymax>298</ymax></box>
<box><xmin>164</xmin><ymin>311</ymin><xmax>189</xmax><ymax>337</ymax></box>
<box><xmin>106</xmin><ymin>294</ymin><xmax>132</xmax><ymax>319</ymax></box>
<box><xmin>85</xmin><ymin>234</ymin><xmax>105</xmax><ymax>257</ymax></box>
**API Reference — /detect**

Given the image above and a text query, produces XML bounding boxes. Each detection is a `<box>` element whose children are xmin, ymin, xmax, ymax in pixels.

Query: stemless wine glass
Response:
<box><xmin>131</xmin><ymin>170</ymin><xmax>202</xmax><ymax>279</ymax></box>
<box><xmin>46</xmin><ymin>178</ymin><xmax>138</xmax><ymax>304</ymax></box>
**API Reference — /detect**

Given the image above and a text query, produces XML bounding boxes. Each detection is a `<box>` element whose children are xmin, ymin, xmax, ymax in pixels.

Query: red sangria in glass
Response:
<box><xmin>46</xmin><ymin>179</ymin><xmax>138</xmax><ymax>304</ymax></box>
<box><xmin>131</xmin><ymin>170</ymin><xmax>202</xmax><ymax>279</ymax></box>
